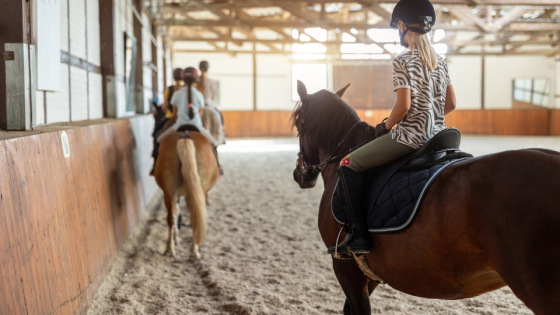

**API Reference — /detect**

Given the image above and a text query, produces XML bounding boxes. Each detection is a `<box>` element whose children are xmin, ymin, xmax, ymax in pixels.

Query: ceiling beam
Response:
<box><xmin>503</xmin><ymin>33</ymin><xmax>538</xmax><ymax>51</ymax></box>
<box><xmin>448</xmin><ymin>6</ymin><xmax>489</xmax><ymax>31</ymax></box>
<box><xmin>273</xmin><ymin>2</ymin><xmax>333</xmax><ymax>29</ymax></box>
<box><xmin>359</xmin><ymin>2</ymin><xmax>392</xmax><ymax>21</ymax></box>
<box><xmin>172</xmin><ymin>48</ymin><xmax>559</xmax><ymax>56</ymax></box>
<box><xmin>262</xmin><ymin>0</ymin><xmax>560</xmax><ymax>4</ymax></box>
<box><xmin>190</xmin><ymin>0</ymin><xmax>253</xmax><ymax>32</ymax></box>
<box><xmin>155</xmin><ymin>19</ymin><xmax>483</xmax><ymax>31</ymax></box>
<box><xmin>491</xmin><ymin>6</ymin><xmax>533</xmax><ymax>31</ymax></box>
<box><xmin>158</xmin><ymin>18</ymin><xmax>560</xmax><ymax>33</ymax></box>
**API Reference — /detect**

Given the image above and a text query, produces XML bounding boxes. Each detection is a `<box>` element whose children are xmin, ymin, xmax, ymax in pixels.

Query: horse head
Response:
<box><xmin>291</xmin><ymin>80</ymin><xmax>355</xmax><ymax>189</ymax></box>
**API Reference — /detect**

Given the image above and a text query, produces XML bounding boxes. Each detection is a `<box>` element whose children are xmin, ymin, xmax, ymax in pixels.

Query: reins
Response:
<box><xmin>298</xmin><ymin>119</ymin><xmax>362</xmax><ymax>174</ymax></box>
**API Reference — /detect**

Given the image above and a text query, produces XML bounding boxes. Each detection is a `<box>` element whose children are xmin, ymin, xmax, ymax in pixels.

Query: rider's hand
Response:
<box><xmin>375</xmin><ymin>118</ymin><xmax>390</xmax><ymax>138</ymax></box>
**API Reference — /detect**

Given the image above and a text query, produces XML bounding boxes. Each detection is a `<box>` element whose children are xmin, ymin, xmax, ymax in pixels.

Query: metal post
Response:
<box><xmin>481</xmin><ymin>53</ymin><xmax>485</xmax><ymax>110</ymax></box>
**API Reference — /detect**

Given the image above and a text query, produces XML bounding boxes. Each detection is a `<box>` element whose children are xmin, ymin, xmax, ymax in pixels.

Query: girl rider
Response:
<box><xmin>150</xmin><ymin>68</ymin><xmax>183</xmax><ymax>175</ymax></box>
<box><xmin>329</xmin><ymin>0</ymin><xmax>457</xmax><ymax>255</ymax></box>
<box><xmin>197</xmin><ymin>60</ymin><xmax>225</xmax><ymax>145</ymax></box>
<box><xmin>152</xmin><ymin>67</ymin><xmax>222</xmax><ymax>173</ymax></box>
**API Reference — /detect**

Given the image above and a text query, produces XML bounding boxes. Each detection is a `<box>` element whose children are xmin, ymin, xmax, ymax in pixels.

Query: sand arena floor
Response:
<box><xmin>87</xmin><ymin>136</ymin><xmax>560</xmax><ymax>315</ymax></box>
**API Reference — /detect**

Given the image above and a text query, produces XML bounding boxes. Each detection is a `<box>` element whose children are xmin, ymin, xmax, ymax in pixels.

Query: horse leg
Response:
<box><xmin>174</xmin><ymin>200</ymin><xmax>181</xmax><ymax>246</ymax></box>
<box><xmin>333</xmin><ymin>258</ymin><xmax>372</xmax><ymax>315</ymax></box>
<box><xmin>343</xmin><ymin>278</ymin><xmax>380</xmax><ymax>314</ymax></box>
<box><xmin>163</xmin><ymin>192</ymin><xmax>178</xmax><ymax>256</ymax></box>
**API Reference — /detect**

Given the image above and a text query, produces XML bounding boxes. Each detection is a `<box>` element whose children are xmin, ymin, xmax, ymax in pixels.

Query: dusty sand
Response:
<box><xmin>87</xmin><ymin>137</ymin><xmax>559</xmax><ymax>315</ymax></box>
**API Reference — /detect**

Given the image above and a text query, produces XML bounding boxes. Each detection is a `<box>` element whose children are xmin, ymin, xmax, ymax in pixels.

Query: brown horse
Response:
<box><xmin>292</xmin><ymin>81</ymin><xmax>560</xmax><ymax>315</ymax></box>
<box><xmin>154</xmin><ymin>131</ymin><xmax>219</xmax><ymax>259</ymax></box>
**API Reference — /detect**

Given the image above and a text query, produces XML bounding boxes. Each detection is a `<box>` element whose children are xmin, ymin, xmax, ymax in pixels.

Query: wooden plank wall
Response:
<box><xmin>333</xmin><ymin>64</ymin><xmax>395</xmax><ymax>110</ymax></box>
<box><xmin>550</xmin><ymin>110</ymin><xmax>560</xmax><ymax>135</ymax></box>
<box><xmin>0</xmin><ymin>116</ymin><xmax>157</xmax><ymax>315</ymax></box>
<box><xmin>222</xmin><ymin>109</ymin><xmax>560</xmax><ymax>138</ymax></box>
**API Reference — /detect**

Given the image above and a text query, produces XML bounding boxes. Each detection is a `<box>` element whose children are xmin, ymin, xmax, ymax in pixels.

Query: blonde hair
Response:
<box><xmin>409</xmin><ymin>32</ymin><xmax>438</xmax><ymax>72</ymax></box>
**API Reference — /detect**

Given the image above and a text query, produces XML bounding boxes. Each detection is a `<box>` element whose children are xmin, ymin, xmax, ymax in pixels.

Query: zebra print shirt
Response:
<box><xmin>391</xmin><ymin>50</ymin><xmax>452</xmax><ymax>149</ymax></box>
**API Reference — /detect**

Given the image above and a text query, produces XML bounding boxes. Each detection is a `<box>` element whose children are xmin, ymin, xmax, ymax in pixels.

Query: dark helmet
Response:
<box><xmin>173</xmin><ymin>68</ymin><xmax>183</xmax><ymax>81</ymax></box>
<box><xmin>199</xmin><ymin>60</ymin><xmax>209</xmax><ymax>72</ymax></box>
<box><xmin>183</xmin><ymin>67</ymin><xmax>199</xmax><ymax>84</ymax></box>
<box><xmin>390</xmin><ymin>0</ymin><xmax>436</xmax><ymax>31</ymax></box>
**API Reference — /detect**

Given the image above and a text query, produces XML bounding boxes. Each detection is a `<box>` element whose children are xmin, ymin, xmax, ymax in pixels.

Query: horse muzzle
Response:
<box><xmin>293</xmin><ymin>168</ymin><xmax>318</xmax><ymax>189</ymax></box>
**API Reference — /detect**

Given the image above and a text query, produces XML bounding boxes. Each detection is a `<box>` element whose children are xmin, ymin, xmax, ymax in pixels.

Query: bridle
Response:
<box><xmin>295</xmin><ymin>106</ymin><xmax>362</xmax><ymax>179</ymax></box>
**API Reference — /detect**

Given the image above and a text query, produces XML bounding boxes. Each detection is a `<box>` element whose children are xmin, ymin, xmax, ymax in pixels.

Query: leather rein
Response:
<box><xmin>296</xmin><ymin>117</ymin><xmax>362</xmax><ymax>176</ymax></box>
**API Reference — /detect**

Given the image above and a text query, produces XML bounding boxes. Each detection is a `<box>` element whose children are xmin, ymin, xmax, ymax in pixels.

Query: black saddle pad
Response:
<box><xmin>332</xmin><ymin>157</ymin><xmax>469</xmax><ymax>233</ymax></box>
<box><xmin>177</xmin><ymin>124</ymin><xmax>200</xmax><ymax>133</ymax></box>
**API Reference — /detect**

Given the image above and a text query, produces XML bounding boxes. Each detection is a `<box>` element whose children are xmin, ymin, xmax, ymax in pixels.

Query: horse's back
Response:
<box><xmin>368</xmin><ymin>149</ymin><xmax>560</xmax><ymax>300</ymax></box>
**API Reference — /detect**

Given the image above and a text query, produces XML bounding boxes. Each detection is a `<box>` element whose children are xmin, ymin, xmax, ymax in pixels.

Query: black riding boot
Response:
<box><xmin>212</xmin><ymin>145</ymin><xmax>224</xmax><ymax>176</ymax></box>
<box><xmin>327</xmin><ymin>167</ymin><xmax>372</xmax><ymax>255</ymax></box>
<box><xmin>150</xmin><ymin>142</ymin><xmax>160</xmax><ymax>176</ymax></box>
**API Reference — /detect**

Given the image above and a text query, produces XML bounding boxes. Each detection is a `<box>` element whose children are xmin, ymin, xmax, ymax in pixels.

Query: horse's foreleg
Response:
<box><xmin>174</xmin><ymin>199</ymin><xmax>181</xmax><ymax>246</ymax></box>
<box><xmin>333</xmin><ymin>258</ymin><xmax>372</xmax><ymax>315</ymax></box>
<box><xmin>163</xmin><ymin>192</ymin><xmax>178</xmax><ymax>256</ymax></box>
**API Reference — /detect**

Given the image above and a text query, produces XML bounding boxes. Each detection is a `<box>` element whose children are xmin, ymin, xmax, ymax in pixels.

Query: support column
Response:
<box><xmin>151</xmin><ymin>24</ymin><xmax>159</xmax><ymax>102</ymax></box>
<box><xmin>253</xmin><ymin>44</ymin><xmax>257</xmax><ymax>111</ymax></box>
<box><xmin>481</xmin><ymin>53</ymin><xmax>486</xmax><ymax>110</ymax></box>
<box><xmin>99</xmin><ymin>0</ymin><xmax>118</xmax><ymax>117</ymax></box>
<box><xmin>133</xmin><ymin>0</ymin><xmax>145</xmax><ymax>114</ymax></box>
<box><xmin>0</xmin><ymin>0</ymin><xmax>35</xmax><ymax>130</ymax></box>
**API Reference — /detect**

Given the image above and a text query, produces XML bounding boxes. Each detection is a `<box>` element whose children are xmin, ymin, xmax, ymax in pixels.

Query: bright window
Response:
<box><xmin>512</xmin><ymin>78</ymin><xmax>549</xmax><ymax>106</ymax></box>
<box><xmin>292</xmin><ymin>64</ymin><xmax>327</xmax><ymax>101</ymax></box>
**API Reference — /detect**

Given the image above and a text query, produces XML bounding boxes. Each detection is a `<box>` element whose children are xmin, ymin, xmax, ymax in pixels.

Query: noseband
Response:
<box><xmin>296</xmin><ymin>109</ymin><xmax>362</xmax><ymax>177</ymax></box>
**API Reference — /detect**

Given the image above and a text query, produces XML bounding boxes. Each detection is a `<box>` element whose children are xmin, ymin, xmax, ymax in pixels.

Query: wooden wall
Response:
<box><xmin>0</xmin><ymin>115</ymin><xmax>157</xmax><ymax>315</ymax></box>
<box><xmin>550</xmin><ymin>110</ymin><xmax>560</xmax><ymax>135</ymax></box>
<box><xmin>333</xmin><ymin>64</ymin><xmax>395</xmax><ymax>110</ymax></box>
<box><xmin>222</xmin><ymin>109</ymin><xmax>560</xmax><ymax>138</ymax></box>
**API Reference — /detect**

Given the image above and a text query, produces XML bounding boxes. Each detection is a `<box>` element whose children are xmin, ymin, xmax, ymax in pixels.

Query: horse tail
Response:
<box><xmin>176</xmin><ymin>137</ymin><xmax>206</xmax><ymax>247</ymax></box>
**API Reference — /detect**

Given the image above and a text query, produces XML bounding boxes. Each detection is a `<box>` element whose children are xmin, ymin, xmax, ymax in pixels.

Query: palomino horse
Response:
<box><xmin>154</xmin><ymin>130</ymin><xmax>219</xmax><ymax>259</ymax></box>
<box><xmin>292</xmin><ymin>81</ymin><xmax>560</xmax><ymax>315</ymax></box>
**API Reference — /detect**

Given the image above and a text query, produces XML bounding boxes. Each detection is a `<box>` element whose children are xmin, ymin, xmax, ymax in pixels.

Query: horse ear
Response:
<box><xmin>335</xmin><ymin>83</ymin><xmax>351</xmax><ymax>98</ymax></box>
<box><xmin>297</xmin><ymin>80</ymin><xmax>308</xmax><ymax>102</ymax></box>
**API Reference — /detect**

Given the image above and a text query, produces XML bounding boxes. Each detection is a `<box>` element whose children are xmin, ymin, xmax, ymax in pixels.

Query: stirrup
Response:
<box><xmin>328</xmin><ymin>226</ymin><xmax>352</xmax><ymax>259</ymax></box>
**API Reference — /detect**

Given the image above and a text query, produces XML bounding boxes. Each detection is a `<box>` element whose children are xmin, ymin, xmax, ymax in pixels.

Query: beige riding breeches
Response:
<box><xmin>201</xmin><ymin>107</ymin><xmax>224</xmax><ymax>145</ymax></box>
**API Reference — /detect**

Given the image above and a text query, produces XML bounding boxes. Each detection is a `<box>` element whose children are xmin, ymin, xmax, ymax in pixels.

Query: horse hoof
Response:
<box><xmin>163</xmin><ymin>248</ymin><xmax>176</xmax><ymax>257</ymax></box>
<box><xmin>190</xmin><ymin>252</ymin><xmax>201</xmax><ymax>260</ymax></box>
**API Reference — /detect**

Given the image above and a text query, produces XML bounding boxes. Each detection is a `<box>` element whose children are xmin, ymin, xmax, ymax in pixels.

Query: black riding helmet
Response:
<box><xmin>173</xmin><ymin>68</ymin><xmax>183</xmax><ymax>82</ymax></box>
<box><xmin>390</xmin><ymin>0</ymin><xmax>436</xmax><ymax>47</ymax></box>
<box><xmin>199</xmin><ymin>60</ymin><xmax>209</xmax><ymax>72</ymax></box>
<box><xmin>183</xmin><ymin>67</ymin><xmax>199</xmax><ymax>84</ymax></box>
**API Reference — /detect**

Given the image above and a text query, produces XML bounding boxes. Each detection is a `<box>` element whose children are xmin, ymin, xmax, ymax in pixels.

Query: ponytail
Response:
<box><xmin>187</xmin><ymin>82</ymin><xmax>194</xmax><ymax>119</ymax></box>
<box><xmin>409</xmin><ymin>32</ymin><xmax>438</xmax><ymax>72</ymax></box>
<box><xmin>183</xmin><ymin>67</ymin><xmax>199</xmax><ymax>119</ymax></box>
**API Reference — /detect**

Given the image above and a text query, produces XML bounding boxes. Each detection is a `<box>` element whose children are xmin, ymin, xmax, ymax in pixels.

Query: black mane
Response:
<box><xmin>291</xmin><ymin>89</ymin><xmax>361</xmax><ymax>150</ymax></box>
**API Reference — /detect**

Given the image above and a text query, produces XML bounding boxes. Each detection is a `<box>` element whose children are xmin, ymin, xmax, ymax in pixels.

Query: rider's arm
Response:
<box><xmin>172</xmin><ymin>104</ymin><xmax>178</xmax><ymax>117</ymax></box>
<box><xmin>385</xmin><ymin>88</ymin><xmax>411</xmax><ymax>130</ymax></box>
<box><xmin>444</xmin><ymin>85</ymin><xmax>457</xmax><ymax>115</ymax></box>
<box><xmin>162</xmin><ymin>88</ymin><xmax>170</xmax><ymax>112</ymax></box>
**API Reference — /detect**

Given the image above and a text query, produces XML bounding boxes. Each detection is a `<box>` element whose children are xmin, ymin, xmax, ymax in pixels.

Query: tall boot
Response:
<box><xmin>327</xmin><ymin>167</ymin><xmax>371</xmax><ymax>255</ymax></box>
<box><xmin>212</xmin><ymin>145</ymin><xmax>224</xmax><ymax>176</ymax></box>
<box><xmin>150</xmin><ymin>142</ymin><xmax>160</xmax><ymax>176</ymax></box>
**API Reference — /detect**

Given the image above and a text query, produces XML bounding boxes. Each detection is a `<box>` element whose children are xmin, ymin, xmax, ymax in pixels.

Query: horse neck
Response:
<box><xmin>316</xmin><ymin>121</ymin><xmax>375</xmax><ymax>184</ymax></box>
